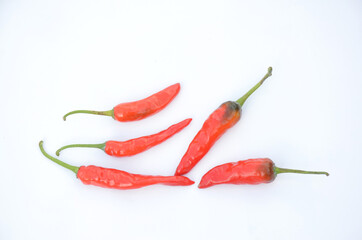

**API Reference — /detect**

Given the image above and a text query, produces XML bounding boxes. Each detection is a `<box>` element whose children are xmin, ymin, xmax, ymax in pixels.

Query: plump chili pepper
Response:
<box><xmin>55</xmin><ymin>118</ymin><xmax>192</xmax><ymax>157</ymax></box>
<box><xmin>198</xmin><ymin>158</ymin><xmax>329</xmax><ymax>188</ymax></box>
<box><xmin>39</xmin><ymin>141</ymin><xmax>194</xmax><ymax>190</ymax></box>
<box><xmin>175</xmin><ymin>67</ymin><xmax>273</xmax><ymax>176</ymax></box>
<box><xmin>63</xmin><ymin>83</ymin><xmax>180</xmax><ymax>121</ymax></box>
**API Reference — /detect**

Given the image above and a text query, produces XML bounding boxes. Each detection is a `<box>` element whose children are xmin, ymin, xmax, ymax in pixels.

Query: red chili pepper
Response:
<box><xmin>39</xmin><ymin>141</ymin><xmax>194</xmax><ymax>190</ymax></box>
<box><xmin>198</xmin><ymin>158</ymin><xmax>329</xmax><ymax>188</ymax></box>
<box><xmin>175</xmin><ymin>67</ymin><xmax>273</xmax><ymax>176</ymax></box>
<box><xmin>55</xmin><ymin>118</ymin><xmax>192</xmax><ymax>157</ymax></box>
<box><xmin>63</xmin><ymin>83</ymin><xmax>180</xmax><ymax>122</ymax></box>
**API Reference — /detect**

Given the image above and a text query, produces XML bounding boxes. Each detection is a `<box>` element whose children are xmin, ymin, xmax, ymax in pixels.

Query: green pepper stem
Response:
<box><xmin>63</xmin><ymin>109</ymin><xmax>114</xmax><ymax>121</ymax></box>
<box><xmin>274</xmin><ymin>167</ymin><xmax>329</xmax><ymax>176</ymax></box>
<box><xmin>236</xmin><ymin>67</ymin><xmax>273</xmax><ymax>107</ymax></box>
<box><xmin>39</xmin><ymin>141</ymin><xmax>79</xmax><ymax>175</ymax></box>
<box><xmin>56</xmin><ymin>143</ymin><xmax>106</xmax><ymax>156</ymax></box>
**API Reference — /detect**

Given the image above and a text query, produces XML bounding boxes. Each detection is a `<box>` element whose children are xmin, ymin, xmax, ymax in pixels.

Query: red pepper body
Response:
<box><xmin>174</xmin><ymin>67</ymin><xmax>273</xmax><ymax>176</ymax></box>
<box><xmin>77</xmin><ymin>165</ymin><xmax>194</xmax><ymax>190</ymax></box>
<box><xmin>175</xmin><ymin>101</ymin><xmax>241</xmax><ymax>176</ymax></box>
<box><xmin>113</xmin><ymin>83</ymin><xmax>180</xmax><ymax>121</ymax></box>
<box><xmin>104</xmin><ymin>118</ymin><xmax>192</xmax><ymax>156</ymax></box>
<box><xmin>198</xmin><ymin>158</ymin><xmax>276</xmax><ymax>188</ymax></box>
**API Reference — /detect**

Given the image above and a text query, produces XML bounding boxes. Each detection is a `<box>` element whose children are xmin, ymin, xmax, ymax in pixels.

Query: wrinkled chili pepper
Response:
<box><xmin>198</xmin><ymin>158</ymin><xmax>329</xmax><ymax>188</ymax></box>
<box><xmin>39</xmin><ymin>141</ymin><xmax>194</xmax><ymax>189</ymax></box>
<box><xmin>175</xmin><ymin>67</ymin><xmax>273</xmax><ymax>176</ymax></box>
<box><xmin>56</xmin><ymin>118</ymin><xmax>192</xmax><ymax>157</ymax></box>
<box><xmin>63</xmin><ymin>83</ymin><xmax>180</xmax><ymax>122</ymax></box>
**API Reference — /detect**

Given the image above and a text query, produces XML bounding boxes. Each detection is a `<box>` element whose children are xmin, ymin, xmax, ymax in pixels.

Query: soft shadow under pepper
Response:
<box><xmin>39</xmin><ymin>141</ymin><xmax>194</xmax><ymax>190</ymax></box>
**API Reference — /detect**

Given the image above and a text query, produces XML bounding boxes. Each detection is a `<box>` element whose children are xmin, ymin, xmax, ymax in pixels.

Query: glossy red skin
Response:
<box><xmin>175</xmin><ymin>101</ymin><xmax>241</xmax><ymax>176</ymax></box>
<box><xmin>77</xmin><ymin>165</ymin><xmax>194</xmax><ymax>190</ymax></box>
<box><xmin>113</xmin><ymin>83</ymin><xmax>180</xmax><ymax>121</ymax></box>
<box><xmin>198</xmin><ymin>158</ymin><xmax>276</xmax><ymax>188</ymax></box>
<box><xmin>104</xmin><ymin>118</ymin><xmax>192</xmax><ymax>156</ymax></box>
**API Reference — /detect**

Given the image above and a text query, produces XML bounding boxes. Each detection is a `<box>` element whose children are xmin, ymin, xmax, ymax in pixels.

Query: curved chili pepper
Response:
<box><xmin>199</xmin><ymin>158</ymin><xmax>329</xmax><ymax>188</ymax></box>
<box><xmin>39</xmin><ymin>141</ymin><xmax>194</xmax><ymax>190</ymax></box>
<box><xmin>175</xmin><ymin>67</ymin><xmax>273</xmax><ymax>176</ymax></box>
<box><xmin>55</xmin><ymin>118</ymin><xmax>192</xmax><ymax>157</ymax></box>
<box><xmin>63</xmin><ymin>83</ymin><xmax>180</xmax><ymax>122</ymax></box>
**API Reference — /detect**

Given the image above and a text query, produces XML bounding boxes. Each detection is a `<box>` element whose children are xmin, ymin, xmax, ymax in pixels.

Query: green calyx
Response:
<box><xmin>39</xmin><ymin>141</ymin><xmax>79</xmax><ymax>174</ymax></box>
<box><xmin>63</xmin><ymin>109</ymin><xmax>114</xmax><ymax>121</ymax></box>
<box><xmin>236</xmin><ymin>67</ymin><xmax>273</xmax><ymax>107</ymax></box>
<box><xmin>56</xmin><ymin>143</ymin><xmax>106</xmax><ymax>156</ymax></box>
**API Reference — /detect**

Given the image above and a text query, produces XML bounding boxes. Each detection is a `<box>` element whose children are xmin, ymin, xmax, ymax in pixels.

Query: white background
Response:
<box><xmin>1</xmin><ymin>1</ymin><xmax>361</xmax><ymax>239</ymax></box>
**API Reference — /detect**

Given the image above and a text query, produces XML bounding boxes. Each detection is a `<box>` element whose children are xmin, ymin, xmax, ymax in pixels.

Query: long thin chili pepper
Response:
<box><xmin>56</xmin><ymin>118</ymin><xmax>192</xmax><ymax>157</ymax></box>
<box><xmin>198</xmin><ymin>158</ymin><xmax>329</xmax><ymax>188</ymax></box>
<box><xmin>39</xmin><ymin>141</ymin><xmax>194</xmax><ymax>190</ymax></box>
<box><xmin>63</xmin><ymin>83</ymin><xmax>180</xmax><ymax>122</ymax></box>
<box><xmin>175</xmin><ymin>67</ymin><xmax>273</xmax><ymax>176</ymax></box>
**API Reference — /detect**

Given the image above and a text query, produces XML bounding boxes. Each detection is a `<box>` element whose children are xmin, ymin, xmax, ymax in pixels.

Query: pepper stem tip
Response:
<box><xmin>55</xmin><ymin>149</ymin><xmax>61</xmax><ymax>156</ymax></box>
<box><xmin>267</xmin><ymin>67</ymin><xmax>272</xmax><ymax>76</ymax></box>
